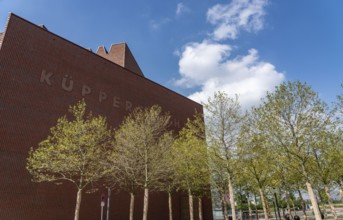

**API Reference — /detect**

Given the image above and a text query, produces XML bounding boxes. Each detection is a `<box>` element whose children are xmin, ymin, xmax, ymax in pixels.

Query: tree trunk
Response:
<box><xmin>74</xmin><ymin>188</ymin><xmax>82</xmax><ymax>220</ymax></box>
<box><xmin>130</xmin><ymin>192</ymin><xmax>135</xmax><ymax>220</ymax></box>
<box><xmin>198</xmin><ymin>197</ymin><xmax>203</xmax><ymax>220</ymax></box>
<box><xmin>340</xmin><ymin>187</ymin><xmax>343</xmax><ymax>203</ymax></box>
<box><xmin>143</xmin><ymin>147</ymin><xmax>149</xmax><ymax>220</ymax></box>
<box><xmin>228</xmin><ymin>177</ymin><xmax>237</xmax><ymax>220</ymax></box>
<box><xmin>273</xmin><ymin>192</ymin><xmax>281</xmax><ymax>220</ymax></box>
<box><xmin>265</xmin><ymin>196</ymin><xmax>271</xmax><ymax>217</ymax></box>
<box><xmin>297</xmin><ymin>189</ymin><xmax>307</xmax><ymax>220</ymax></box>
<box><xmin>222</xmin><ymin>192</ymin><xmax>229</xmax><ymax>220</ymax></box>
<box><xmin>106</xmin><ymin>188</ymin><xmax>111</xmax><ymax>220</ymax></box>
<box><xmin>321</xmin><ymin>201</ymin><xmax>326</xmax><ymax>219</ymax></box>
<box><xmin>259</xmin><ymin>188</ymin><xmax>269</xmax><ymax>220</ymax></box>
<box><xmin>143</xmin><ymin>188</ymin><xmax>149</xmax><ymax>220</ymax></box>
<box><xmin>291</xmin><ymin>198</ymin><xmax>296</xmax><ymax>217</ymax></box>
<box><xmin>247</xmin><ymin>193</ymin><xmax>252</xmax><ymax>220</ymax></box>
<box><xmin>168</xmin><ymin>192</ymin><xmax>173</xmax><ymax>220</ymax></box>
<box><xmin>317</xmin><ymin>192</ymin><xmax>326</xmax><ymax>218</ymax></box>
<box><xmin>254</xmin><ymin>194</ymin><xmax>259</xmax><ymax>220</ymax></box>
<box><xmin>323</xmin><ymin>185</ymin><xmax>336</xmax><ymax>220</ymax></box>
<box><xmin>285</xmin><ymin>192</ymin><xmax>292</xmax><ymax>219</ymax></box>
<box><xmin>188</xmin><ymin>188</ymin><xmax>194</xmax><ymax>220</ymax></box>
<box><xmin>239</xmin><ymin>190</ymin><xmax>243</xmax><ymax>220</ymax></box>
<box><xmin>278</xmin><ymin>190</ymin><xmax>285</xmax><ymax>217</ymax></box>
<box><xmin>306</xmin><ymin>182</ymin><xmax>322</xmax><ymax>220</ymax></box>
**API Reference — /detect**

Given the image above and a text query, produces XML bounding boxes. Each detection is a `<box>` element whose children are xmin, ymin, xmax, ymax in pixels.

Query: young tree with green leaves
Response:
<box><xmin>173</xmin><ymin>114</ymin><xmax>210</xmax><ymax>220</ymax></box>
<box><xmin>333</xmin><ymin>136</ymin><xmax>343</xmax><ymax>202</ymax></box>
<box><xmin>238</xmin><ymin>116</ymin><xmax>275</xmax><ymax>220</ymax></box>
<box><xmin>334</xmin><ymin>85</ymin><xmax>343</xmax><ymax>201</ymax></box>
<box><xmin>26</xmin><ymin>100</ymin><xmax>112</xmax><ymax>220</ymax></box>
<box><xmin>111</xmin><ymin>105</ymin><xmax>173</xmax><ymax>220</ymax></box>
<box><xmin>104</xmin><ymin>140</ymin><xmax>142</xmax><ymax>220</ymax></box>
<box><xmin>253</xmin><ymin>81</ymin><xmax>335</xmax><ymax>220</ymax></box>
<box><xmin>205</xmin><ymin>92</ymin><xmax>245</xmax><ymax>220</ymax></box>
<box><xmin>309</xmin><ymin>129</ymin><xmax>343</xmax><ymax>220</ymax></box>
<box><xmin>210</xmin><ymin>153</ymin><xmax>230</xmax><ymax>220</ymax></box>
<box><xmin>155</xmin><ymin>145</ymin><xmax>179</xmax><ymax>220</ymax></box>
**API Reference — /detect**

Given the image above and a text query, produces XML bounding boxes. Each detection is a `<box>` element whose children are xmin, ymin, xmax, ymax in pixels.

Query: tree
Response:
<box><xmin>111</xmin><ymin>105</ymin><xmax>173</xmax><ymax>220</ymax></box>
<box><xmin>245</xmin><ymin>110</ymin><xmax>308</xmax><ymax>220</ymax></box>
<box><xmin>238</xmin><ymin>114</ymin><xmax>276</xmax><ymax>220</ymax></box>
<box><xmin>334</xmin><ymin>84</ymin><xmax>343</xmax><ymax>201</ymax></box>
<box><xmin>104</xmin><ymin>139</ymin><xmax>142</xmax><ymax>220</ymax></box>
<box><xmin>332</xmin><ymin>132</ymin><xmax>343</xmax><ymax>203</ymax></box>
<box><xmin>26</xmin><ymin>100</ymin><xmax>112</xmax><ymax>220</ymax></box>
<box><xmin>253</xmin><ymin>81</ymin><xmax>335</xmax><ymax>220</ymax></box>
<box><xmin>173</xmin><ymin>113</ymin><xmax>210</xmax><ymax>220</ymax></box>
<box><xmin>273</xmin><ymin>157</ymin><xmax>306</xmax><ymax>219</ymax></box>
<box><xmin>155</xmin><ymin>144</ymin><xmax>179</xmax><ymax>220</ymax></box>
<box><xmin>210</xmin><ymin>151</ymin><xmax>230</xmax><ymax>220</ymax></box>
<box><xmin>309</xmin><ymin>128</ymin><xmax>343</xmax><ymax>220</ymax></box>
<box><xmin>205</xmin><ymin>92</ymin><xmax>245</xmax><ymax>220</ymax></box>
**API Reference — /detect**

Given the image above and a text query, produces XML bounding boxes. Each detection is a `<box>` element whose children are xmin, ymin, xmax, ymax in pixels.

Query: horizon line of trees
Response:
<box><xmin>26</xmin><ymin>80</ymin><xmax>342</xmax><ymax>220</ymax></box>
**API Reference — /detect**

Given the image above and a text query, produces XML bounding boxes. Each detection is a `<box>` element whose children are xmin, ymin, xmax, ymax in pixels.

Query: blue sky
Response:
<box><xmin>1</xmin><ymin>0</ymin><xmax>342</xmax><ymax>108</ymax></box>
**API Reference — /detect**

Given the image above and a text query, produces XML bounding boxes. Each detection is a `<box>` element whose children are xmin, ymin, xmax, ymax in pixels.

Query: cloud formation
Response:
<box><xmin>149</xmin><ymin>2</ymin><xmax>189</xmax><ymax>30</ymax></box>
<box><xmin>207</xmin><ymin>0</ymin><xmax>268</xmax><ymax>40</ymax></box>
<box><xmin>176</xmin><ymin>3</ymin><xmax>190</xmax><ymax>16</ymax></box>
<box><xmin>176</xmin><ymin>41</ymin><xmax>232</xmax><ymax>87</ymax></box>
<box><xmin>149</xmin><ymin>18</ymin><xmax>172</xmax><ymax>30</ymax></box>
<box><xmin>177</xmin><ymin>41</ymin><xmax>284</xmax><ymax>107</ymax></box>
<box><xmin>175</xmin><ymin>0</ymin><xmax>284</xmax><ymax>108</ymax></box>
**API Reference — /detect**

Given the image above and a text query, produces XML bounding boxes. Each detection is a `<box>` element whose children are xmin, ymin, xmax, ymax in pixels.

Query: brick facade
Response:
<box><xmin>96</xmin><ymin>43</ymin><xmax>144</xmax><ymax>77</ymax></box>
<box><xmin>0</xmin><ymin>13</ymin><xmax>213</xmax><ymax>220</ymax></box>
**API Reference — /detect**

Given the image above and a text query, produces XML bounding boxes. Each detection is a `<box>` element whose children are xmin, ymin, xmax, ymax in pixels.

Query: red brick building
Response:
<box><xmin>0</xmin><ymin>14</ymin><xmax>213</xmax><ymax>220</ymax></box>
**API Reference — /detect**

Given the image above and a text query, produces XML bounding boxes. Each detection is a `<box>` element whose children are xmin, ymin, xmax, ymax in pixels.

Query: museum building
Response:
<box><xmin>0</xmin><ymin>14</ymin><xmax>213</xmax><ymax>220</ymax></box>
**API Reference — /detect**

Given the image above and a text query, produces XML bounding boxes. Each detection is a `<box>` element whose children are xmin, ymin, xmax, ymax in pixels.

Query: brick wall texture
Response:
<box><xmin>96</xmin><ymin>43</ymin><xmax>144</xmax><ymax>77</ymax></box>
<box><xmin>0</xmin><ymin>14</ymin><xmax>213</xmax><ymax>220</ymax></box>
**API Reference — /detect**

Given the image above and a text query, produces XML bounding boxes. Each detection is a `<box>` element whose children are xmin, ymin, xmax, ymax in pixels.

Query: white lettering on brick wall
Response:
<box><xmin>40</xmin><ymin>69</ymin><xmax>133</xmax><ymax>112</ymax></box>
<box><xmin>40</xmin><ymin>70</ymin><xmax>53</xmax><ymax>85</ymax></box>
<box><xmin>39</xmin><ymin>69</ymin><xmax>183</xmax><ymax>128</ymax></box>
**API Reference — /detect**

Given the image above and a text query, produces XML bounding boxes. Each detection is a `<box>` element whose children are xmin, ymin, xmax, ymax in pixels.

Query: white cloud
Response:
<box><xmin>175</xmin><ymin>0</ymin><xmax>283</xmax><ymax>108</ymax></box>
<box><xmin>149</xmin><ymin>18</ymin><xmax>171</xmax><ymax>30</ymax></box>
<box><xmin>207</xmin><ymin>0</ymin><xmax>268</xmax><ymax>40</ymax></box>
<box><xmin>149</xmin><ymin>3</ymin><xmax>190</xmax><ymax>30</ymax></box>
<box><xmin>176</xmin><ymin>41</ymin><xmax>284</xmax><ymax>108</ymax></box>
<box><xmin>176</xmin><ymin>3</ymin><xmax>190</xmax><ymax>16</ymax></box>
<box><xmin>176</xmin><ymin>41</ymin><xmax>232</xmax><ymax>87</ymax></box>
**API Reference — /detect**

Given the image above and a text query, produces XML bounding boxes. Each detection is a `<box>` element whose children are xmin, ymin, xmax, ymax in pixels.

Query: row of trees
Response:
<box><xmin>206</xmin><ymin>81</ymin><xmax>342</xmax><ymax>220</ymax></box>
<box><xmin>26</xmin><ymin>81</ymin><xmax>342</xmax><ymax>220</ymax></box>
<box><xmin>26</xmin><ymin>101</ymin><xmax>210</xmax><ymax>220</ymax></box>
